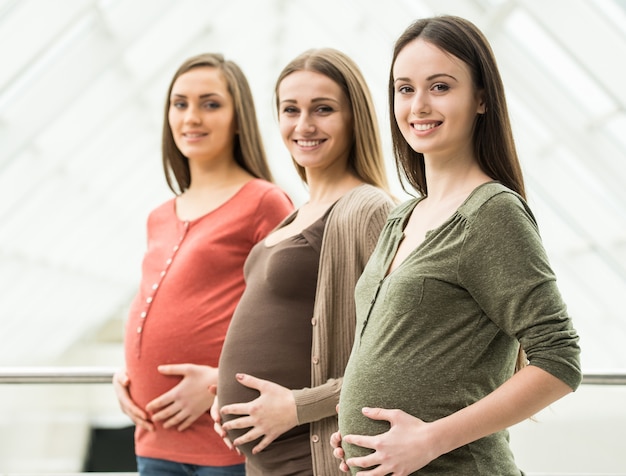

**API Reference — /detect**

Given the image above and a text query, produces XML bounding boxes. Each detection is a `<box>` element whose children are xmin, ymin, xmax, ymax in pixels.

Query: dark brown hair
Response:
<box><xmin>389</xmin><ymin>15</ymin><xmax>526</xmax><ymax>199</ymax></box>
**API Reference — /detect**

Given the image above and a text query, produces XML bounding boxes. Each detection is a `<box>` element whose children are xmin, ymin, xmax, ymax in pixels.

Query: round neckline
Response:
<box><xmin>173</xmin><ymin>178</ymin><xmax>257</xmax><ymax>223</ymax></box>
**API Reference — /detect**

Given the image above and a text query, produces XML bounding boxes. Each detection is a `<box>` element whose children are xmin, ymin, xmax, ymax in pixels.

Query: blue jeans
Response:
<box><xmin>137</xmin><ymin>456</ymin><xmax>245</xmax><ymax>476</ymax></box>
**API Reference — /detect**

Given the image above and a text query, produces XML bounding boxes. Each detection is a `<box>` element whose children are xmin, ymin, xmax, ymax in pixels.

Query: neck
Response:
<box><xmin>305</xmin><ymin>169</ymin><xmax>363</xmax><ymax>206</ymax></box>
<box><xmin>423</xmin><ymin>154</ymin><xmax>491</xmax><ymax>203</ymax></box>
<box><xmin>187</xmin><ymin>159</ymin><xmax>250</xmax><ymax>192</ymax></box>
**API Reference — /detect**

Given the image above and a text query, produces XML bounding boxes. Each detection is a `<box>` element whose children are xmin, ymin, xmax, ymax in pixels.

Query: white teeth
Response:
<box><xmin>413</xmin><ymin>123</ymin><xmax>438</xmax><ymax>131</ymax></box>
<box><xmin>184</xmin><ymin>133</ymin><xmax>204</xmax><ymax>138</ymax></box>
<box><xmin>297</xmin><ymin>140</ymin><xmax>321</xmax><ymax>147</ymax></box>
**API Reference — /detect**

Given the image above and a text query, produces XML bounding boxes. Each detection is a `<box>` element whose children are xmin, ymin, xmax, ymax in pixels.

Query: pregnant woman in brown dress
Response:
<box><xmin>213</xmin><ymin>48</ymin><xmax>395</xmax><ymax>475</ymax></box>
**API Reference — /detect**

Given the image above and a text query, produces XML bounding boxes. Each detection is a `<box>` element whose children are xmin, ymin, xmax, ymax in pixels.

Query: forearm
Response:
<box><xmin>431</xmin><ymin>365</ymin><xmax>573</xmax><ymax>458</ymax></box>
<box><xmin>292</xmin><ymin>377</ymin><xmax>342</xmax><ymax>424</ymax></box>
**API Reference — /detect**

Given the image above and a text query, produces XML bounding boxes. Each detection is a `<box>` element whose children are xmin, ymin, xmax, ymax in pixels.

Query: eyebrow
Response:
<box><xmin>279</xmin><ymin>96</ymin><xmax>340</xmax><ymax>105</ymax></box>
<box><xmin>170</xmin><ymin>93</ymin><xmax>223</xmax><ymax>99</ymax></box>
<box><xmin>394</xmin><ymin>73</ymin><xmax>458</xmax><ymax>83</ymax></box>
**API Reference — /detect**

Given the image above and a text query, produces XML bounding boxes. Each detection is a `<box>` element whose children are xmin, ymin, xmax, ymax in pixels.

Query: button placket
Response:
<box><xmin>135</xmin><ymin>221</ymin><xmax>190</xmax><ymax>357</ymax></box>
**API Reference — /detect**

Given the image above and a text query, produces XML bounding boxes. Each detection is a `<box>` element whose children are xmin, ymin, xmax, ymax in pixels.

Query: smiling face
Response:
<box><xmin>168</xmin><ymin>66</ymin><xmax>237</xmax><ymax>167</ymax></box>
<box><xmin>277</xmin><ymin>70</ymin><xmax>353</xmax><ymax>176</ymax></box>
<box><xmin>392</xmin><ymin>38</ymin><xmax>485</xmax><ymax>163</ymax></box>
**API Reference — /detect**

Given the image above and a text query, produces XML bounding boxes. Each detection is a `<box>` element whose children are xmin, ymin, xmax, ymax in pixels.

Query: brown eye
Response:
<box><xmin>315</xmin><ymin>105</ymin><xmax>334</xmax><ymax>114</ymax></box>
<box><xmin>282</xmin><ymin>106</ymin><xmax>298</xmax><ymax>115</ymax></box>
<box><xmin>203</xmin><ymin>101</ymin><xmax>221</xmax><ymax>110</ymax></box>
<box><xmin>432</xmin><ymin>83</ymin><xmax>449</xmax><ymax>92</ymax></box>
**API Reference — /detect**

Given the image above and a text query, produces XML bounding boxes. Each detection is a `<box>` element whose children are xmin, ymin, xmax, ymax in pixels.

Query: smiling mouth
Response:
<box><xmin>412</xmin><ymin>122</ymin><xmax>441</xmax><ymax>131</ymax></box>
<box><xmin>296</xmin><ymin>139</ymin><xmax>324</xmax><ymax>147</ymax></box>
<box><xmin>183</xmin><ymin>132</ymin><xmax>207</xmax><ymax>138</ymax></box>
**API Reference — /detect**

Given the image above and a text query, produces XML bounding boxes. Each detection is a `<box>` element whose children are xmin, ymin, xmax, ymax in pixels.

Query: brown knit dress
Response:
<box><xmin>218</xmin><ymin>211</ymin><xmax>329</xmax><ymax>476</ymax></box>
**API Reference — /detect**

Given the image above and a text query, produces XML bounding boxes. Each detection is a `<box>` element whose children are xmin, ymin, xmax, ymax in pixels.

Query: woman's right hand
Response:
<box><xmin>330</xmin><ymin>430</ymin><xmax>350</xmax><ymax>473</ymax></box>
<box><xmin>209</xmin><ymin>385</ymin><xmax>238</xmax><ymax>452</ymax></box>
<box><xmin>112</xmin><ymin>369</ymin><xmax>154</xmax><ymax>431</ymax></box>
<box><xmin>331</xmin><ymin>404</ymin><xmax>350</xmax><ymax>473</ymax></box>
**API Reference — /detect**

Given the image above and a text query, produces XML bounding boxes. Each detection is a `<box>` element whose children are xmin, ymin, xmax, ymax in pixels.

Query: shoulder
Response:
<box><xmin>459</xmin><ymin>182</ymin><xmax>523</xmax><ymax>213</ymax></box>
<box><xmin>241</xmin><ymin>178</ymin><xmax>288</xmax><ymax>197</ymax></box>
<box><xmin>327</xmin><ymin>185</ymin><xmax>394</xmax><ymax>234</ymax></box>
<box><xmin>324</xmin><ymin>186</ymin><xmax>394</xmax><ymax>250</ymax></box>
<box><xmin>459</xmin><ymin>182</ymin><xmax>535</xmax><ymax>225</ymax></box>
<box><xmin>147</xmin><ymin>198</ymin><xmax>176</xmax><ymax>221</ymax></box>
<box><xmin>458</xmin><ymin>183</ymin><xmax>541</xmax><ymax>248</ymax></box>
<box><xmin>240</xmin><ymin>179</ymin><xmax>292</xmax><ymax>206</ymax></box>
<box><xmin>333</xmin><ymin>184</ymin><xmax>394</xmax><ymax>216</ymax></box>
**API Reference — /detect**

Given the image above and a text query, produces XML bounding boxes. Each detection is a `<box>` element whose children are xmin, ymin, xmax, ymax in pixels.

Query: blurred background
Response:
<box><xmin>1</xmin><ymin>0</ymin><xmax>625</xmax><ymax>473</ymax></box>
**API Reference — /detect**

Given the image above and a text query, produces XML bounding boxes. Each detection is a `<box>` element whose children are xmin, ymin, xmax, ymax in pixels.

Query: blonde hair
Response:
<box><xmin>275</xmin><ymin>48</ymin><xmax>389</xmax><ymax>191</ymax></box>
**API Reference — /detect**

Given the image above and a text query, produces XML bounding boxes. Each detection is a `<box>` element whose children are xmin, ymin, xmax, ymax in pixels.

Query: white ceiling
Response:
<box><xmin>1</xmin><ymin>0</ymin><xmax>625</xmax><ymax>370</ymax></box>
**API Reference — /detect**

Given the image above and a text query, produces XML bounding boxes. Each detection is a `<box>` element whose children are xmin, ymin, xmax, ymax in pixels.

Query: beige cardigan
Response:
<box><xmin>291</xmin><ymin>184</ymin><xmax>394</xmax><ymax>476</ymax></box>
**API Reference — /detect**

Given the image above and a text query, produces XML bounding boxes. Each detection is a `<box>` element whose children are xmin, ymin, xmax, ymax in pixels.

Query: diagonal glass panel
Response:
<box><xmin>505</xmin><ymin>8</ymin><xmax>614</xmax><ymax>117</ymax></box>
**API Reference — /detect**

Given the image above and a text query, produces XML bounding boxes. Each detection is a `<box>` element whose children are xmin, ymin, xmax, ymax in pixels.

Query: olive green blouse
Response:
<box><xmin>339</xmin><ymin>182</ymin><xmax>581</xmax><ymax>475</ymax></box>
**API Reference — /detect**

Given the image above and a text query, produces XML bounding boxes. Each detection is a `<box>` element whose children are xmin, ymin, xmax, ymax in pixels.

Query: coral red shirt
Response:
<box><xmin>125</xmin><ymin>179</ymin><xmax>292</xmax><ymax>466</ymax></box>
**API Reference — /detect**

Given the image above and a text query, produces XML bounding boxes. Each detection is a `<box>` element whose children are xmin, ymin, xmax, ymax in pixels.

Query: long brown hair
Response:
<box><xmin>275</xmin><ymin>48</ymin><xmax>389</xmax><ymax>191</ymax></box>
<box><xmin>389</xmin><ymin>15</ymin><xmax>526</xmax><ymax>201</ymax></box>
<box><xmin>162</xmin><ymin>53</ymin><xmax>273</xmax><ymax>194</ymax></box>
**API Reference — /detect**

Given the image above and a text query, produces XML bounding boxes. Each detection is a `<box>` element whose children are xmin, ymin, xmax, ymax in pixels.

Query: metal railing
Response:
<box><xmin>1</xmin><ymin>366</ymin><xmax>625</xmax><ymax>385</ymax></box>
<box><xmin>0</xmin><ymin>366</ymin><xmax>118</xmax><ymax>384</ymax></box>
<box><xmin>578</xmin><ymin>369</ymin><xmax>626</xmax><ymax>385</ymax></box>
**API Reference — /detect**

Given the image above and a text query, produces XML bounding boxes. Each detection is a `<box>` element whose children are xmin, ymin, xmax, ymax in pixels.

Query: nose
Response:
<box><xmin>295</xmin><ymin>112</ymin><xmax>315</xmax><ymax>134</ymax></box>
<box><xmin>183</xmin><ymin>104</ymin><xmax>201</xmax><ymax>124</ymax></box>
<box><xmin>411</xmin><ymin>89</ymin><xmax>430</xmax><ymax>116</ymax></box>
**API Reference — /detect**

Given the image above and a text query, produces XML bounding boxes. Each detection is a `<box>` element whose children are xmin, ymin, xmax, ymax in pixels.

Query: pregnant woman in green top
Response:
<box><xmin>332</xmin><ymin>15</ymin><xmax>581</xmax><ymax>475</ymax></box>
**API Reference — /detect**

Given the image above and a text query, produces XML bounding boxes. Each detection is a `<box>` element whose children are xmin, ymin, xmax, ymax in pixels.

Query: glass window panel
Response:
<box><xmin>597</xmin><ymin>0</ymin><xmax>626</xmax><ymax>31</ymax></box>
<box><xmin>537</xmin><ymin>147</ymin><xmax>625</xmax><ymax>244</ymax></box>
<box><xmin>0</xmin><ymin>0</ymin><xmax>89</xmax><ymax>88</ymax></box>
<box><xmin>505</xmin><ymin>9</ymin><xmax>614</xmax><ymax>117</ymax></box>
<box><xmin>606</xmin><ymin>111</ymin><xmax>626</xmax><ymax>150</ymax></box>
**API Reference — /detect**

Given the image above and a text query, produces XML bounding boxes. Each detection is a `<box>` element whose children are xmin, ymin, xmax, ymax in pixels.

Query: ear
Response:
<box><xmin>476</xmin><ymin>89</ymin><xmax>487</xmax><ymax>114</ymax></box>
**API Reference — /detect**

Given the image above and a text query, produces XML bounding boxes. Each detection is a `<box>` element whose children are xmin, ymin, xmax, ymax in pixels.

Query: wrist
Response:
<box><xmin>424</xmin><ymin>417</ymin><xmax>455</xmax><ymax>462</ymax></box>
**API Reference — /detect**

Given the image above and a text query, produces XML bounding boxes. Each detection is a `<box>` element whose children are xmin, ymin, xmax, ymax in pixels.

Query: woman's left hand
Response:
<box><xmin>342</xmin><ymin>407</ymin><xmax>440</xmax><ymax>476</ymax></box>
<box><xmin>219</xmin><ymin>373</ymin><xmax>298</xmax><ymax>454</ymax></box>
<box><xmin>145</xmin><ymin>363</ymin><xmax>217</xmax><ymax>431</ymax></box>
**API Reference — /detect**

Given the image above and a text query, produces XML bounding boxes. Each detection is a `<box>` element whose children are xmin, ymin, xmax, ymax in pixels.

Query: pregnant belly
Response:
<box><xmin>217</xmin><ymin>329</ymin><xmax>311</xmax><ymax>460</ymax></box>
<box><xmin>338</xmin><ymin>357</ymin><xmax>392</xmax><ymax>464</ymax></box>
<box><xmin>339</xmin><ymin>350</ymin><xmax>467</xmax><ymax>467</ymax></box>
